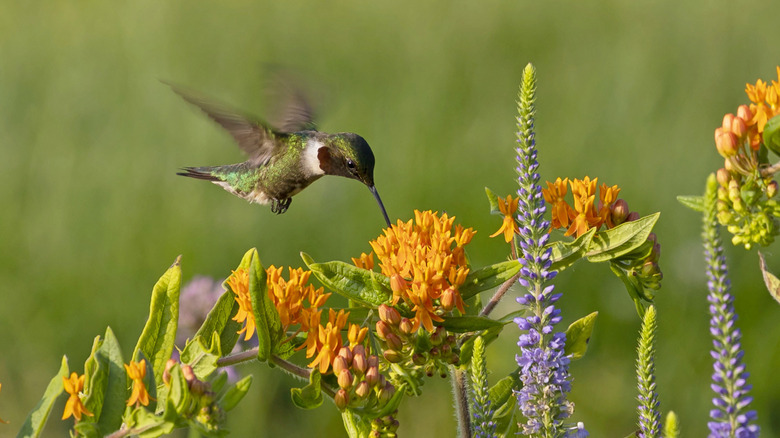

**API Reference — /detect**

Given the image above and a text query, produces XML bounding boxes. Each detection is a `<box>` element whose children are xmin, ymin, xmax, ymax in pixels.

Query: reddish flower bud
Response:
<box><xmin>352</xmin><ymin>349</ymin><xmax>367</xmax><ymax>374</ymax></box>
<box><xmin>375</xmin><ymin>320</ymin><xmax>392</xmax><ymax>340</ymax></box>
<box><xmin>714</xmin><ymin>126</ymin><xmax>724</xmax><ymax>142</ymax></box>
<box><xmin>722</xmin><ymin>113</ymin><xmax>735</xmax><ymax>131</ymax></box>
<box><xmin>430</xmin><ymin>326</ymin><xmax>446</xmax><ymax>346</ymax></box>
<box><xmin>365</xmin><ymin>365</ymin><xmax>380</xmax><ymax>387</ymax></box>
<box><xmin>626</xmin><ymin>212</ymin><xmax>640</xmax><ymax>222</ymax></box>
<box><xmin>737</xmin><ymin>104</ymin><xmax>753</xmax><ymax>123</ymax></box>
<box><xmin>355</xmin><ymin>380</ymin><xmax>370</xmax><ymax>399</ymax></box>
<box><xmin>610</xmin><ymin>199</ymin><xmax>630</xmax><ymax>226</ymax></box>
<box><xmin>449</xmin><ymin>353</ymin><xmax>460</xmax><ymax>365</ymax></box>
<box><xmin>338</xmin><ymin>369</ymin><xmax>354</xmax><ymax>389</ymax></box>
<box><xmin>440</xmin><ymin>288</ymin><xmax>456</xmax><ymax>311</ymax></box>
<box><xmin>731</xmin><ymin>116</ymin><xmax>747</xmax><ymax>138</ymax></box>
<box><xmin>163</xmin><ymin>359</ymin><xmax>177</xmax><ymax>385</ymax></box>
<box><xmin>181</xmin><ymin>364</ymin><xmax>196</xmax><ymax>384</ymax></box>
<box><xmin>335</xmin><ymin>388</ymin><xmax>349</xmax><ymax>410</ymax></box>
<box><xmin>385</xmin><ymin>333</ymin><xmax>404</xmax><ymax>351</ymax></box>
<box><xmin>332</xmin><ymin>355</ymin><xmax>349</xmax><ymax>376</ymax></box>
<box><xmin>716</xmin><ymin>168</ymin><xmax>731</xmax><ymax>187</ymax></box>
<box><xmin>399</xmin><ymin>317</ymin><xmax>414</xmax><ymax>335</ymax></box>
<box><xmin>378</xmin><ymin>382</ymin><xmax>396</xmax><ymax>405</ymax></box>
<box><xmin>412</xmin><ymin>352</ymin><xmax>426</xmax><ymax>366</ymax></box>
<box><xmin>383</xmin><ymin>349</ymin><xmax>403</xmax><ymax>363</ymax></box>
<box><xmin>716</xmin><ymin>132</ymin><xmax>739</xmax><ymax>157</ymax></box>
<box><xmin>338</xmin><ymin>346</ymin><xmax>353</xmax><ymax>365</ymax></box>
<box><xmin>378</xmin><ymin>304</ymin><xmax>401</xmax><ymax>325</ymax></box>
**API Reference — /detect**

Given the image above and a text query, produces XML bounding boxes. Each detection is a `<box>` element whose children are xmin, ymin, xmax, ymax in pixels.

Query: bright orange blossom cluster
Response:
<box><xmin>542</xmin><ymin>177</ymin><xmax>624</xmax><ymax>238</ymax></box>
<box><xmin>360</xmin><ymin>210</ymin><xmax>476</xmax><ymax>333</ymax></box>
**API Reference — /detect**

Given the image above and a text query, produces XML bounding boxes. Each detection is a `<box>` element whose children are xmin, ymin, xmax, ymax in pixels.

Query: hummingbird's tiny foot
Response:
<box><xmin>271</xmin><ymin>198</ymin><xmax>292</xmax><ymax>214</ymax></box>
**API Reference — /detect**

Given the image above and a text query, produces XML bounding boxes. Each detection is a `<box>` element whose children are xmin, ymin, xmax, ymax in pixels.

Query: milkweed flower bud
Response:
<box><xmin>610</xmin><ymin>199</ymin><xmax>630</xmax><ymax>226</ymax></box>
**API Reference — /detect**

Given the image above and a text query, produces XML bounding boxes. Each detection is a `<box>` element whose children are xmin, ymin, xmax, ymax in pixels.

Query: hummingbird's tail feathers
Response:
<box><xmin>177</xmin><ymin>167</ymin><xmax>222</xmax><ymax>182</ymax></box>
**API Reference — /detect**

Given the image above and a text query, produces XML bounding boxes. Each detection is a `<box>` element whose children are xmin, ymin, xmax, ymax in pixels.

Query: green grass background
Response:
<box><xmin>2</xmin><ymin>0</ymin><xmax>780</xmax><ymax>436</ymax></box>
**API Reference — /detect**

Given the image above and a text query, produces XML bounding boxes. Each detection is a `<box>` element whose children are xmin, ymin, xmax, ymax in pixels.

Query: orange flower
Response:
<box><xmin>62</xmin><ymin>372</ymin><xmax>93</xmax><ymax>421</ymax></box>
<box><xmin>124</xmin><ymin>359</ymin><xmax>151</xmax><ymax>407</ymax></box>
<box><xmin>542</xmin><ymin>177</ymin><xmax>573</xmax><ymax>230</ymax></box>
<box><xmin>348</xmin><ymin>323</ymin><xmax>368</xmax><ymax>347</ymax></box>
<box><xmin>597</xmin><ymin>183</ymin><xmax>621</xmax><ymax>228</ymax></box>
<box><xmin>566</xmin><ymin>177</ymin><xmax>603</xmax><ymax>238</ymax></box>
<box><xmin>351</xmin><ymin>252</ymin><xmax>375</xmax><ymax>270</ymax></box>
<box><xmin>307</xmin><ymin>309</ymin><xmax>349</xmax><ymax>374</ymax></box>
<box><xmin>367</xmin><ymin>210</ymin><xmax>472</xmax><ymax>332</ymax></box>
<box><xmin>745</xmin><ymin>68</ymin><xmax>780</xmax><ymax>136</ymax></box>
<box><xmin>266</xmin><ymin>266</ymin><xmax>330</xmax><ymax>331</ymax></box>
<box><xmin>227</xmin><ymin>268</ymin><xmax>256</xmax><ymax>341</ymax></box>
<box><xmin>489</xmin><ymin>194</ymin><xmax>520</xmax><ymax>243</ymax></box>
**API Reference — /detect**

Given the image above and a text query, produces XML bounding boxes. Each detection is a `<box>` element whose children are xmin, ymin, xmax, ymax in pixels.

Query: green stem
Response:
<box><xmin>217</xmin><ymin>350</ymin><xmax>337</xmax><ymax>398</ymax></box>
<box><xmin>480</xmin><ymin>270</ymin><xmax>522</xmax><ymax>317</ymax></box>
<box><xmin>451</xmin><ymin>366</ymin><xmax>472</xmax><ymax>438</ymax></box>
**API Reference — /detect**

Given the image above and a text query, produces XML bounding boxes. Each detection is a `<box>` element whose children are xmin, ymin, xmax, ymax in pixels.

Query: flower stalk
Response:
<box><xmin>703</xmin><ymin>174</ymin><xmax>759</xmax><ymax>438</ymax></box>
<box><xmin>512</xmin><ymin>63</ymin><xmax>583</xmax><ymax>437</ymax></box>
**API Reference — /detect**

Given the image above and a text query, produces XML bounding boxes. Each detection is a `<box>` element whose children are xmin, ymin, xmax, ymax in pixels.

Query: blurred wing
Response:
<box><xmin>166</xmin><ymin>82</ymin><xmax>281</xmax><ymax>166</ymax></box>
<box><xmin>265</xmin><ymin>73</ymin><xmax>317</xmax><ymax>133</ymax></box>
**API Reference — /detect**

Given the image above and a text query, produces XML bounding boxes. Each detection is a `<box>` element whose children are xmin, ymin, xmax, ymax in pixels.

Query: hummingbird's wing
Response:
<box><xmin>266</xmin><ymin>75</ymin><xmax>317</xmax><ymax>133</ymax></box>
<box><xmin>166</xmin><ymin>82</ymin><xmax>282</xmax><ymax>166</ymax></box>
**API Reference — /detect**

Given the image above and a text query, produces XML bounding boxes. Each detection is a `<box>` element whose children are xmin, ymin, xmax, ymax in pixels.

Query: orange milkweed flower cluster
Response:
<box><xmin>542</xmin><ymin>177</ymin><xmax>626</xmax><ymax>238</ymax></box>
<box><xmin>227</xmin><ymin>265</ymin><xmax>367</xmax><ymax>375</ymax></box>
<box><xmin>364</xmin><ymin>210</ymin><xmax>476</xmax><ymax>333</ymax></box>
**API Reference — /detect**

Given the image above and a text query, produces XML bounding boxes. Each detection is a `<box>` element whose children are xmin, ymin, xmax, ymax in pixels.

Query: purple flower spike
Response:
<box><xmin>702</xmin><ymin>175</ymin><xmax>759</xmax><ymax>438</ymax></box>
<box><xmin>512</xmin><ymin>64</ymin><xmax>586</xmax><ymax>437</ymax></box>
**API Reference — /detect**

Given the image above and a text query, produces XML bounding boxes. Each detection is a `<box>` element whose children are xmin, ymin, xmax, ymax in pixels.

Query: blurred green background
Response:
<box><xmin>2</xmin><ymin>0</ymin><xmax>780</xmax><ymax>436</ymax></box>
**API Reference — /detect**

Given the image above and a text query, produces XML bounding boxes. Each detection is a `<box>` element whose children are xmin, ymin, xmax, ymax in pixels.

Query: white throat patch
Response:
<box><xmin>303</xmin><ymin>139</ymin><xmax>326</xmax><ymax>176</ymax></box>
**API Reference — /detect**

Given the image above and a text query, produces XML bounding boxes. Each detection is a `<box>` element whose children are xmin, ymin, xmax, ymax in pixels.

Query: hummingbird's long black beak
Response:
<box><xmin>369</xmin><ymin>186</ymin><xmax>392</xmax><ymax>227</ymax></box>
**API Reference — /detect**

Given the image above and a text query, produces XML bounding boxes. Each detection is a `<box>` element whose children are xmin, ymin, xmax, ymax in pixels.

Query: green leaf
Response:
<box><xmin>245</xmin><ymin>248</ymin><xmax>277</xmax><ymax>362</ymax></box>
<box><xmin>220</xmin><ymin>375</ymin><xmax>253</xmax><ymax>412</ymax></box>
<box><xmin>82</xmin><ymin>327</ymin><xmax>127</xmax><ymax>434</ymax></box>
<box><xmin>290</xmin><ymin>370</ymin><xmax>323</xmax><ymax>409</ymax></box>
<box><xmin>489</xmin><ymin>373</ymin><xmax>520</xmax><ymax>437</ymax></box>
<box><xmin>485</xmin><ymin>187</ymin><xmax>502</xmax><ymax>215</ymax></box>
<box><xmin>460</xmin><ymin>260</ymin><xmax>521</xmax><ymax>300</ymax></box>
<box><xmin>124</xmin><ymin>406</ymin><xmax>176</xmax><ymax>438</ymax></box>
<box><xmin>194</xmin><ymin>290</ymin><xmax>241</xmax><ymax>359</ymax></box>
<box><xmin>342</xmin><ymin>409</ymin><xmax>373</xmax><ymax>438</ymax></box>
<box><xmin>610</xmin><ymin>263</ymin><xmax>648</xmax><ymax>318</ymax></box>
<box><xmin>161</xmin><ymin>362</ymin><xmax>190</xmax><ymax>416</ymax></box>
<box><xmin>458</xmin><ymin>325</ymin><xmax>502</xmax><ymax>365</ymax></box>
<box><xmin>763</xmin><ymin>113</ymin><xmax>780</xmax><ymax>156</ymax></box>
<box><xmin>302</xmin><ymin>252</ymin><xmax>392</xmax><ymax>306</ymax></box>
<box><xmin>179</xmin><ymin>333</ymin><xmax>222</xmax><ymax>380</ymax></box>
<box><xmin>17</xmin><ymin>356</ymin><xmax>69</xmax><ymax>438</ymax></box>
<box><xmin>373</xmin><ymin>382</ymin><xmax>406</xmax><ymax>417</ymax></box>
<box><xmin>564</xmin><ymin>312</ymin><xmax>598</xmax><ymax>360</ymax></box>
<box><xmin>586</xmin><ymin>213</ymin><xmax>659</xmax><ymax>262</ymax></box>
<box><xmin>439</xmin><ymin>315</ymin><xmax>504</xmax><ymax>332</ymax></box>
<box><xmin>488</xmin><ymin>374</ymin><xmax>517</xmax><ymax>409</ymax></box>
<box><xmin>677</xmin><ymin>195</ymin><xmax>705</xmax><ymax>212</ymax></box>
<box><xmin>758</xmin><ymin>252</ymin><xmax>780</xmax><ymax>305</ymax></box>
<box><xmin>133</xmin><ymin>255</ymin><xmax>182</xmax><ymax>383</ymax></box>
<box><xmin>547</xmin><ymin>227</ymin><xmax>596</xmax><ymax>272</ymax></box>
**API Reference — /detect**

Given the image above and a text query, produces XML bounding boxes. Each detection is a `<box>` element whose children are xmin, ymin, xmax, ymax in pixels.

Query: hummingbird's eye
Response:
<box><xmin>347</xmin><ymin>159</ymin><xmax>356</xmax><ymax>170</ymax></box>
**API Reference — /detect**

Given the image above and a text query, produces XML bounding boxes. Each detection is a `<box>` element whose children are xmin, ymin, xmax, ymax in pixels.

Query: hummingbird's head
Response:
<box><xmin>318</xmin><ymin>132</ymin><xmax>391</xmax><ymax>226</ymax></box>
<box><xmin>319</xmin><ymin>133</ymin><xmax>376</xmax><ymax>187</ymax></box>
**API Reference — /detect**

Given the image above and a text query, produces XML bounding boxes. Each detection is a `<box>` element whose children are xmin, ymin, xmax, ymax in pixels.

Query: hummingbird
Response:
<box><xmin>169</xmin><ymin>82</ymin><xmax>391</xmax><ymax>226</ymax></box>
